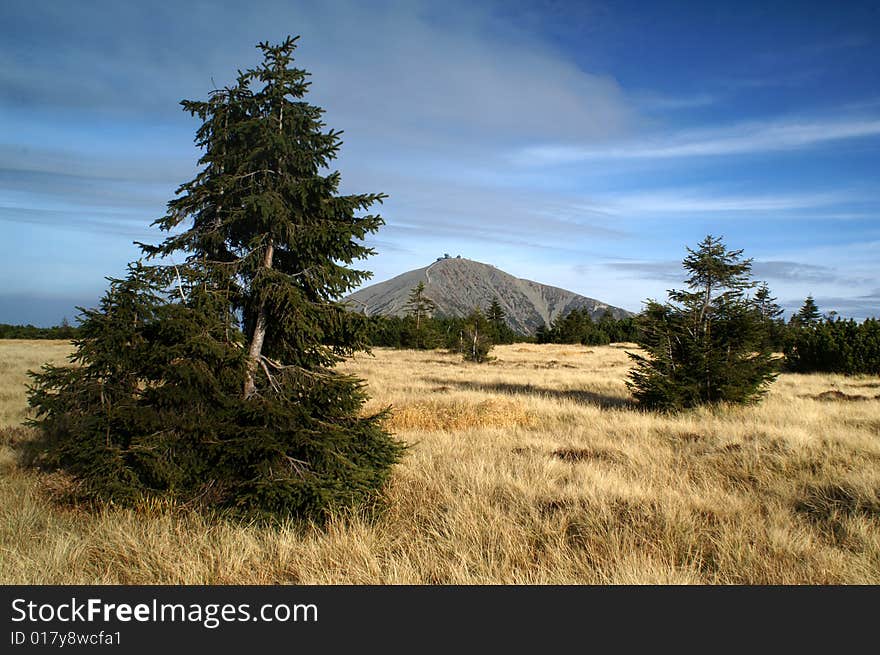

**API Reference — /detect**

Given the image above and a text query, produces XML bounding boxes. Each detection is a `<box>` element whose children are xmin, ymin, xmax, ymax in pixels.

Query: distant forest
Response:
<box><xmin>0</xmin><ymin>320</ymin><xmax>78</xmax><ymax>340</ymax></box>
<box><xmin>364</xmin><ymin>288</ymin><xmax>880</xmax><ymax>376</ymax></box>
<box><xmin>365</xmin><ymin>309</ymin><xmax>637</xmax><ymax>349</ymax></box>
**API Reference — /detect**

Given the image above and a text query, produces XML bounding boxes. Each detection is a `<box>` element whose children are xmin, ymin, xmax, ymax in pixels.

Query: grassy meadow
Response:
<box><xmin>1</xmin><ymin>339</ymin><xmax>878</xmax><ymax>584</ymax></box>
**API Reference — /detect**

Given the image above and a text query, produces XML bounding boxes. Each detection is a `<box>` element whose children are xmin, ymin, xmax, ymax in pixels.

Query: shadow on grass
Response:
<box><xmin>426</xmin><ymin>378</ymin><xmax>637</xmax><ymax>410</ymax></box>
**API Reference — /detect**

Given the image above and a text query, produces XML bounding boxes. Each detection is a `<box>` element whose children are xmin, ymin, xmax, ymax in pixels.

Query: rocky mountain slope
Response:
<box><xmin>344</xmin><ymin>257</ymin><xmax>633</xmax><ymax>335</ymax></box>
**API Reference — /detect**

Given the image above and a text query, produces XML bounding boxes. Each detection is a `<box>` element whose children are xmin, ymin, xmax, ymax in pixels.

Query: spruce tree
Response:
<box><xmin>792</xmin><ymin>295</ymin><xmax>822</xmax><ymax>327</ymax></box>
<box><xmin>146</xmin><ymin>37</ymin><xmax>387</xmax><ymax>396</ymax></box>
<box><xmin>462</xmin><ymin>308</ymin><xmax>494</xmax><ymax>363</ymax></box>
<box><xmin>404</xmin><ymin>282</ymin><xmax>436</xmax><ymax>327</ymax></box>
<box><xmin>626</xmin><ymin>235</ymin><xmax>777</xmax><ymax>410</ymax></box>
<box><xmin>486</xmin><ymin>297</ymin><xmax>515</xmax><ymax>344</ymax></box>
<box><xmin>487</xmin><ymin>297</ymin><xmax>505</xmax><ymax>332</ymax></box>
<box><xmin>535</xmin><ymin>323</ymin><xmax>551</xmax><ymax>344</ymax></box>
<box><xmin>27</xmin><ymin>37</ymin><xmax>404</xmax><ymax>520</ymax></box>
<box><xmin>753</xmin><ymin>282</ymin><xmax>785</xmax><ymax>350</ymax></box>
<box><xmin>403</xmin><ymin>281</ymin><xmax>437</xmax><ymax>349</ymax></box>
<box><xmin>754</xmin><ymin>283</ymin><xmax>784</xmax><ymax>322</ymax></box>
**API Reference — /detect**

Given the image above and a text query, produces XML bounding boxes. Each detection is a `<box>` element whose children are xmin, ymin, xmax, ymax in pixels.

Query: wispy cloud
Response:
<box><xmin>0</xmin><ymin>1</ymin><xmax>636</xmax><ymax>144</ymax></box>
<box><xmin>579</xmin><ymin>189</ymin><xmax>857</xmax><ymax>216</ymax></box>
<box><xmin>754</xmin><ymin>33</ymin><xmax>870</xmax><ymax>64</ymax></box>
<box><xmin>0</xmin><ymin>206</ymin><xmax>155</xmax><ymax>238</ymax></box>
<box><xmin>603</xmin><ymin>260</ymin><xmax>682</xmax><ymax>283</ymax></box>
<box><xmin>751</xmin><ymin>261</ymin><xmax>845</xmax><ymax>284</ymax></box>
<box><xmin>516</xmin><ymin>116</ymin><xmax>880</xmax><ymax>165</ymax></box>
<box><xmin>604</xmin><ymin>258</ymin><xmax>864</xmax><ymax>287</ymax></box>
<box><xmin>634</xmin><ymin>91</ymin><xmax>720</xmax><ymax>111</ymax></box>
<box><xmin>0</xmin><ymin>144</ymin><xmax>193</xmax><ymax>185</ymax></box>
<box><xmin>722</xmin><ymin>68</ymin><xmax>826</xmax><ymax>91</ymax></box>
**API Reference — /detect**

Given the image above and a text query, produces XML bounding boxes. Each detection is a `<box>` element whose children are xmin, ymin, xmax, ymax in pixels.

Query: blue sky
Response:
<box><xmin>1</xmin><ymin>0</ymin><xmax>878</xmax><ymax>325</ymax></box>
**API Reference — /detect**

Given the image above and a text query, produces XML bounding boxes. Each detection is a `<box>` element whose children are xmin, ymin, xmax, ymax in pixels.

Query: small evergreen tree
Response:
<box><xmin>486</xmin><ymin>297</ymin><xmax>515</xmax><ymax>344</ymax></box>
<box><xmin>753</xmin><ymin>282</ymin><xmax>785</xmax><ymax>350</ymax></box>
<box><xmin>580</xmin><ymin>311</ymin><xmax>611</xmax><ymax>346</ymax></box>
<box><xmin>792</xmin><ymin>295</ymin><xmax>822</xmax><ymax>327</ymax></box>
<box><xmin>598</xmin><ymin>310</ymin><xmax>637</xmax><ymax>343</ymax></box>
<box><xmin>404</xmin><ymin>282</ymin><xmax>436</xmax><ymax>327</ymax></box>
<box><xmin>627</xmin><ymin>235</ymin><xmax>777</xmax><ymax>410</ymax></box>
<box><xmin>598</xmin><ymin>309</ymin><xmax>615</xmax><ymax>338</ymax></box>
<box><xmin>754</xmin><ymin>283</ymin><xmax>784</xmax><ymax>322</ymax></box>
<box><xmin>27</xmin><ymin>37</ymin><xmax>404</xmax><ymax>520</ymax></box>
<box><xmin>535</xmin><ymin>322</ymin><xmax>551</xmax><ymax>344</ymax></box>
<box><xmin>537</xmin><ymin>307</ymin><xmax>618</xmax><ymax>345</ymax></box>
<box><xmin>462</xmin><ymin>308</ymin><xmax>494</xmax><ymax>363</ymax></box>
<box><xmin>403</xmin><ymin>281</ymin><xmax>438</xmax><ymax>349</ymax></box>
<box><xmin>486</xmin><ymin>297</ymin><xmax>504</xmax><ymax>335</ymax></box>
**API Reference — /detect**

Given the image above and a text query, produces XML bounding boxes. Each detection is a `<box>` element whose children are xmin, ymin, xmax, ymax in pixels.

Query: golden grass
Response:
<box><xmin>1</xmin><ymin>340</ymin><xmax>878</xmax><ymax>584</ymax></box>
<box><xmin>0</xmin><ymin>339</ymin><xmax>71</xmax><ymax>426</ymax></box>
<box><xmin>385</xmin><ymin>398</ymin><xmax>536</xmax><ymax>431</ymax></box>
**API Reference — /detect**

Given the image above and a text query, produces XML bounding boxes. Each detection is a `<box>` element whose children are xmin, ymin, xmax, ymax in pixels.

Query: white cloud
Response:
<box><xmin>1</xmin><ymin>1</ymin><xmax>637</xmax><ymax>146</ymax></box>
<box><xmin>578</xmin><ymin>189</ymin><xmax>860</xmax><ymax>216</ymax></box>
<box><xmin>515</xmin><ymin>116</ymin><xmax>880</xmax><ymax>165</ymax></box>
<box><xmin>634</xmin><ymin>91</ymin><xmax>719</xmax><ymax>111</ymax></box>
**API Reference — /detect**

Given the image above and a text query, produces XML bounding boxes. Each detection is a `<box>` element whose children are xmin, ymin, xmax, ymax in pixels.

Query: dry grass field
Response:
<box><xmin>1</xmin><ymin>339</ymin><xmax>878</xmax><ymax>584</ymax></box>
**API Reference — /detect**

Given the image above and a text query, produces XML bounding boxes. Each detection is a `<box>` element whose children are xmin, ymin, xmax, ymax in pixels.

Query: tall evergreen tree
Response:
<box><xmin>145</xmin><ymin>37</ymin><xmax>384</xmax><ymax>397</ymax></box>
<box><xmin>27</xmin><ymin>37</ymin><xmax>404</xmax><ymax>520</ymax></box>
<box><xmin>627</xmin><ymin>235</ymin><xmax>777</xmax><ymax>410</ymax></box>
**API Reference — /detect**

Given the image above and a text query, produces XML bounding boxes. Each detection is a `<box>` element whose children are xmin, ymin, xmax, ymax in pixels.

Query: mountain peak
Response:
<box><xmin>345</xmin><ymin>258</ymin><xmax>631</xmax><ymax>335</ymax></box>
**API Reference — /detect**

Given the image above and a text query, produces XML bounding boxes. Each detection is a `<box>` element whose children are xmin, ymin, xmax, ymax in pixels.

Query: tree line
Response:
<box><xmin>365</xmin><ymin>284</ymin><xmax>515</xmax><ymax>362</ymax></box>
<box><xmin>784</xmin><ymin>309</ymin><xmax>880</xmax><ymax>375</ymax></box>
<box><xmin>715</xmin><ymin>286</ymin><xmax>880</xmax><ymax>376</ymax></box>
<box><xmin>535</xmin><ymin>309</ymin><xmax>638</xmax><ymax>345</ymax></box>
<box><xmin>0</xmin><ymin>320</ymin><xmax>78</xmax><ymax>340</ymax></box>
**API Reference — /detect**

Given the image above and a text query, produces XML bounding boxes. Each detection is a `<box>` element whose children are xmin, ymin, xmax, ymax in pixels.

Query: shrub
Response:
<box><xmin>784</xmin><ymin>317</ymin><xmax>880</xmax><ymax>375</ymax></box>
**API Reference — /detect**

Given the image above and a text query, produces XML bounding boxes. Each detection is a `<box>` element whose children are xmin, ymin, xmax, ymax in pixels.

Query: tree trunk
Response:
<box><xmin>243</xmin><ymin>240</ymin><xmax>275</xmax><ymax>398</ymax></box>
<box><xmin>243</xmin><ymin>92</ymin><xmax>284</xmax><ymax>399</ymax></box>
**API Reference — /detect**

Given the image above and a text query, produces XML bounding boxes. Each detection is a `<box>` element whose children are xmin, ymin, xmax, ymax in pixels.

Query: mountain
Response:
<box><xmin>344</xmin><ymin>257</ymin><xmax>633</xmax><ymax>335</ymax></box>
